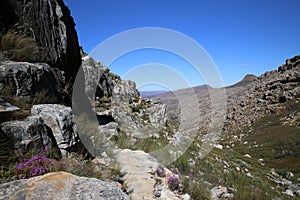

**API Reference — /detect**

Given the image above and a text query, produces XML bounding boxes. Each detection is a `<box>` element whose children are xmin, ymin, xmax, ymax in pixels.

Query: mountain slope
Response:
<box><xmin>148</xmin><ymin>55</ymin><xmax>300</xmax><ymax>199</ymax></box>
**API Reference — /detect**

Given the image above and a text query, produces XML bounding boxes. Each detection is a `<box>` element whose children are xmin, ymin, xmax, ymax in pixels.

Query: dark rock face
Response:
<box><xmin>0</xmin><ymin>0</ymin><xmax>18</xmax><ymax>32</ymax></box>
<box><xmin>2</xmin><ymin>0</ymin><xmax>81</xmax><ymax>92</ymax></box>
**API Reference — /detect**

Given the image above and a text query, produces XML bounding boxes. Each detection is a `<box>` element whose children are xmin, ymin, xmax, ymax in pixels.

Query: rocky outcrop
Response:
<box><xmin>112</xmin><ymin>79</ymin><xmax>140</xmax><ymax>102</ymax></box>
<box><xmin>0</xmin><ymin>171</ymin><xmax>129</xmax><ymax>200</ymax></box>
<box><xmin>82</xmin><ymin>56</ymin><xmax>119</xmax><ymax>100</ymax></box>
<box><xmin>2</xmin><ymin>0</ymin><xmax>82</xmax><ymax>88</ymax></box>
<box><xmin>81</xmin><ymin>56</ymin><xmax>167</xmax><ymax>140</ymax></box>
<box><xmin>31</xmin><ymin>104</ymin><xmax>81</xmax><ymax>157</ymax></box>
<box><xmin>0</xmin><ymin>61</ymin><xmax>64</xmax><ymax>102</ymax></box>
<box><xmin>0</xmin><ymin>55</ymin><xmax>167</xmax><ymax>158</ymax></box>
<box><xmin>111</xmin><ymin>87</ymin><xmax>167</xmax><ymax>138</ymax></box>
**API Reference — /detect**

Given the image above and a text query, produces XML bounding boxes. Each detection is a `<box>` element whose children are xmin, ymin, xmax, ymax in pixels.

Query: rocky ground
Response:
<box><xmin>0</xmin><ymin>0</ymin><xmax>299</xmax><ymax>199</ymax></box>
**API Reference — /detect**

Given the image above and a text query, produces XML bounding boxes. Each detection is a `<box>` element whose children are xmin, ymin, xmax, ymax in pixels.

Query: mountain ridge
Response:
<box><xmin>140</xmin><ymin>73</ymin><xmax>258</xmax><ymax>99</ymax></box>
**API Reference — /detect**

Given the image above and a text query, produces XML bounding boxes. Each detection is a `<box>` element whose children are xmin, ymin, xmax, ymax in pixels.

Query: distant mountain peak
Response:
<box><xmin>242</xmin><ymin>74</ymin><xmax>257</xmax><ymax>81</ymax></box>
<box><xmin>227</xmin><ymin>74</ymin><xmax>257</xmax><ymax>88</ymax></box>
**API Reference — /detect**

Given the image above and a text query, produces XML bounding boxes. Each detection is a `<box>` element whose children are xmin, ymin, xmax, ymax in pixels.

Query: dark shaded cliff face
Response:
<box><xmin>1</xmin><ymin>0</ymin><xmax>81</xmax><ymax>93</ymax></box>
<box><xmin>0</xmin><ymin>0</ymin><xmax>18</xmax><ymax>32</ymax></box>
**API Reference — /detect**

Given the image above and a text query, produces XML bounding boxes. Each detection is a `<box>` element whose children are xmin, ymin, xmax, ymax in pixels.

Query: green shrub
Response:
<box><xmin>189</xmin><ymin>181</ymin><xmax>210</xmax><ymax>200</ymax></box>
<box><xmin>0</xmin><ymin>32</ymin><xmax>40</xmax><ymax>62</ymax></box>
<box><xmin>0</xmin><ymin>131</ymin><xmax>18</xmax><ymax>183</ymax></box>
<box><xmin>111</xmin><ymin>131</ymin><xmax>134</xmax><ymax>149</ymax></box>
<box><xmin>0</xmin><ymin>131</ymin><xmax>18</xmax><ymax>169</ymax></box>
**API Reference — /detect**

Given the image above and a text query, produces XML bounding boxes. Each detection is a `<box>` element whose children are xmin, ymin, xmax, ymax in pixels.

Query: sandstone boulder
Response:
<box><xmin>0</xmin><ymin>171</ymin><xmax>129</xmax><ymax>200</ymax></box>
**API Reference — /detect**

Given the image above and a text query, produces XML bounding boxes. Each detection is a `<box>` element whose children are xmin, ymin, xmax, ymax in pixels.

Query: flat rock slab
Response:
<box><xmin>116</xmin><ymin>149</ymin><xmax>179</xmax><ymax>200</ymax></box>
<box><xmin>0</xmin><ymin>171</ymin><xmax>129</xmax><ymax>200</ymax></box>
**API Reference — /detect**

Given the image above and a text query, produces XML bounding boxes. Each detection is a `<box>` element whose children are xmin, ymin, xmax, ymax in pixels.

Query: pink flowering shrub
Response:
<box><xmin>156</xmin><ymin>167</ymin><xmax>166</xmax><ymax>177</ymax></box>
<box><xmin>167</xmin><ymin>175</ymin><xmax>180</xmax><ymax>191</ymax></box>
<box><xmin>15</xmin><ymin>155</ymin><xmax>63</xmax><ymax>178</ymax></box>
<box><xmin>14</xmin><ymin>148</ymin><xmax>93</xmax><ymax>179</ymax></box>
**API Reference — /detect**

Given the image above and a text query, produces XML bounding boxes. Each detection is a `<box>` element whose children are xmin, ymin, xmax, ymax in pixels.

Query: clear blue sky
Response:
<box><xmin>65</xmin><ymin>0</ymin><xmax>300</xmax><ymax>90</ymax></box>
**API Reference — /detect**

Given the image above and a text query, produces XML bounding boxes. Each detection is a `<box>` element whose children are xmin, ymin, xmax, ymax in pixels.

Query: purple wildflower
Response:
<box><xmin>15</xmin><ymin>154</ymin><xmax>54</xmax><ymax>178</ymax></box>
<box><xmin>156</xmin><ymin>168</ymin><xmax>166</xmax><ymax>177</ymax></box>
<box><xmin>167</xmin><ymin>175</ymin><xmax>180</xmax><ymax>191</ymax></box>
<box><xmin>16</xmin><ymin>163</ymin><xmax>24</xmax><ymax>170</ymax></box>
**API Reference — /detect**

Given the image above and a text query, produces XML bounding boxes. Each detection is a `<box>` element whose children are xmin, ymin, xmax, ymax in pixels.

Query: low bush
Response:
<box><xmin>0</xmin><ymin>32</ymin><xmax>40</xmax><ymax>62</ymax></box>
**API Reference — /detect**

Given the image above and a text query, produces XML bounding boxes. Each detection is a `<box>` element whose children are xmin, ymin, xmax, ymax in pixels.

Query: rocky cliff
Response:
<box><xmin>0</xmin><ymin>56</ymin><xmax>170</xmax><ymax>199</ymax></box>
<box><xmin>0</xmin><ymin>0</ymin><xmax>82</xmax><ymax>98</ymax></box>
<box><xmin>0</xmin><ymin>1</ymin><xmax>172</xmax><ymax>199</ymax></box>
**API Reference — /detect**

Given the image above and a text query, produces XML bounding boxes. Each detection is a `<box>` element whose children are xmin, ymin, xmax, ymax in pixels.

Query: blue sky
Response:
<box><xmin>65</xmin><ymin>0</ymin><xmax>300</xmax><ymax>90</ymax></box>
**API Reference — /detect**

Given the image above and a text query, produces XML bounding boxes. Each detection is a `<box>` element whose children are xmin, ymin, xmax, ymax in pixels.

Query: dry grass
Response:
<box><xmin>0</xmin><ymin>32</ymin><xmax>40</xmax><ymax>62</ymax></box>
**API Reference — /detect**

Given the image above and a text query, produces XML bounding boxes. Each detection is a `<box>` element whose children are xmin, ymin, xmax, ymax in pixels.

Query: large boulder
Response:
<box><xmin>1</xmin><ymin>116</ymin><xmax>56</xmax><ymax>152</ymax></box>
<box><xmin>0</xmin><ymin>61</ymin><xmax>64</xmax><ymax>102</ymax></box>
<box><xmin>80</xmin><ymin>56</ymin><xmax>167</xmax><ymax>140</ymax></box>
<box><xmin>210</xmin><ymin>186</ymin><xmax>234</xmax><ymax>199</ymax></box>
<box><xmin>31</xmin><ymin>104</ymin><xmax>80</xmax><ymax>157</ymax></box>
<box><xmin>2</xmin><ymin>0</ymin><xmax>82</xmax><ymax>88</ymax></box>
<box><xmin>1</xmin><ymin>103</ymin><xmax>87</xmax><ymax>158</ymax></box>
<box><xmin>0</xmin><ymin>171</ymin><xmax>130</xmax><ymax>200</ymax></box>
